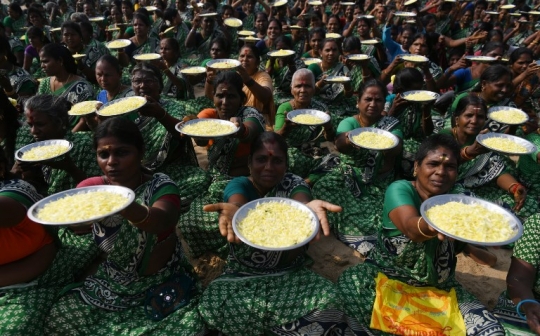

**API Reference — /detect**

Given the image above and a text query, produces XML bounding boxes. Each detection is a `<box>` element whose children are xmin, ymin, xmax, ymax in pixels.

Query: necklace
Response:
<box><xmin>53</xmin><ymin>73</ymin><xmax>72</xmax><ymax>92</ymax></box>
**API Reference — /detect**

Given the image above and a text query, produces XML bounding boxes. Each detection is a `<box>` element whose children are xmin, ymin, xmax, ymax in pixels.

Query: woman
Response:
<box><xmin>160</xmin><ymin>9</ymin><xmax>190</xmax><ymax>58</ymax></box>
<box><xmin>61</xmin><ymin>21</ymin><xmax>109</xmax><ymax>84</ymax></box>
<box><xmin>509</xmin><ymin>47</ymin><xmax>540</xmax><ymax>130</ymax></box>
<box><xmin>118</xmin><ymin>13</ymin><xmax>160</xmax><ymax>69</ymax></box>
<box><xmin>450</xmin><ymin>64</ymin><xmax>517</xmax><ymax>134</ymax></box>
<box><xmin>95</xmin><ymin>55</ymin><xmax>134</xmax><ymax>104</ymax></box>
<box><xmin>0</xmin><ymin>149</ymin><xmax>59</xmax><ymax>334</ymax></box>
<box><xmin>302</xmin><ymin>27</ymin><xmax>324</xmax><ymax>58</ymax></box>
<box><xmin>37</xmin><ymin>43</ymin><xmax>95</xmax><ymax>114</ymax></box>
<box><xmin>184</xmin><ymin>13</ymin><xmax>226</xmax><ymax>66</ymax></box>
<box><xmin>342</xmin><ymin>36</ymin><xmax>380</xmax><ymax>94</ymax></box>
<box><xmin>27</xmin><ymin>7</ymin><xmax>52</xmax><ymax>41</ymax></box>
<box><xmin>255</xmin><ymin>18</ymin><xmax>282</xmax><ymax>67</ymax></box>
<box><xmin>198</xmin><ymin>132</ymin><xmax>353</xmax><ymax>335</ymax></box>
<box><xmin>289</xmin><ymin>20</ymin><xmax>307</xmax><ymax>56</ymax></box>
<box><xmin>386</xmin><ymin>68</ymin><xmax>436</xmax><ymax>177</ymax></box>
<box><xmin>337</xmin><ymin>134</ymin><xmax>505</xmax><ymax>335</ymax></box>
<box><xmin>440</xmin><ymin>95</ymin><xmax>536</xmax><ymax>219</ymax></box>
<box><xmin>344</xmin><ymin>17</ymin><xmax>387</xmax><ymax>68</ymax></box>
<box><xmin>275</xmin><ymin>69</ymin><xmax>334</xmax><ymax>178</ymax></box>
<box><xmin>308</xmin><ymin>38</ymin><xmax>359</xmax><ymax>130</ymax></box>
<box><xmin>180</xmin><ymin>71</ymin><xmax>265</xmax><ymax>258</ymax></box>
<box><xmin>105</xmin><ymin>6</ymin><xmax>126</xmax><ymax>41</ymax></box>
<box><xmin>23</xmin><ymin>27</ymin><xmax>49</xmax><ymax>79</ymax></box>
<box><xmin>506</xmin><ymin>19</ymin><xmax>534</xmax><ymax>47</ymax></box>
<box><xmin>254</xmin><ymin>12</ymin><xmax>269</xmax><ymax>40</ymax></box>
<box><xmin>0</xmin><ymin>36</ymin><xmax>36</xmax><ymax>99</ymax></box>
<box><xmin>44</xmin><ymin>117</ymin><xmax>205</xmax><ymax>335</ymax></box>
<box><xmin>128</xmin><ymin>62</ymin><xmax>210</xmax><ymax>213</ymax></box>
<box><xmin>451</xmin><ymin>8</ymin><xmax>474</xmax><ymax>39</ymax></box>
<box><xmin>493</xmin><ymin>212</ymin><xmax>540</xmax><ymax>334</ymax></box>
<box><xmin>313</xmin><ymin>80</ymin><xmax>403</xmax><ymax>254</ymax></box>
<box><xmin>3</xmin><ymin>3</ymin><xmax>26</xmax><ymax>38</ymax></box>
<box><xmin>200</xmin><ymin>36</ymin><xmax>230</xmax><ymax>67</ymax></box>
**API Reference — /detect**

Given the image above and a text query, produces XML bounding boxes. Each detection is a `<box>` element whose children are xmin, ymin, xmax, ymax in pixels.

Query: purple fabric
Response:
<box><xmin>24</xmin><ymin>45</ymin><xmax>39</xmax><ymax>57</ymax></box>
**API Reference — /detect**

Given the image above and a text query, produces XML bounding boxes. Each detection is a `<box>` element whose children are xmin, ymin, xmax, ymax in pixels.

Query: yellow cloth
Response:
<box><xmin>370</xmin><ymin>273</ymin><xmax>466</xmax><ymax>335</ymax></box>
<box><xmin>243</xmin><ymin>71</ymin><xmax>275</xmax><ymax>125</ymax></box>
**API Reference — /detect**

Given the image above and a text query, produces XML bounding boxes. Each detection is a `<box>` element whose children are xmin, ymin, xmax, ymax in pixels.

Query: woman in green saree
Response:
<box><xmin>160</xmin><ymin>9</ymin><xmax>191</xmax><ymax>58</ymax></box>
<box><xmin>341</xmin><ymin>36</ymin><xmax>380</xmax><ymax>95</ymax></box>
<box><xmin>451</xmin><ymin>8</ymin><xmax>474</xmax><ymax>40</ymax></box>
<box><xmin>509</xmin><ymin>47</ymin><xmax>540</xmax><ymax>129</ymax></box>
<box><xmin>307</xmin><ymin>38</ymin><xmax>358</xmax><ymax>130</ymax></box>
<box><xmin>3</xmin><ymin>3</ymin><xmax>26</xmax><ymax>39</ymax></box>
<box><xmin>45</xmin><ymin>117</ymin><xmax>206</xmax><ymax>335</ymax></box>
<box><xmin>199</xmin><ymin>132</ymin><xmax>354</xmax><ymax>335</ymax></box>
<box><xmin>95</xmin><ymin>55</ymin><xmax>134</xmax><ymax>104</ymax></box>
<box><xmin>337</xmin><ymin>134</ymin><xmax>505</xmax><ymax>336</ymax></box>
<box><xmin>0</xmin><ymin>36</ymin><xmax>36</xmax><ymax>99</ymax></box>
<box><xmin>312</xmin><ymin>80</ymin><xmax>403</xmax><ymax>255</ymax></box>
<box><xmin>274</xmin><ymin>69</ymin><xmax>334</xmax><ymax>179</ymax></box>
<box><xmin>184</xmin><ymin>12</ymin><xmax>227</xmax><ymax>66</ymax></box>
<box><xmin>440</xmin><ymin>95</ymin><xmax>536</xmax><ymax>219</ymax></box>
<box><xmin>179</xmin><ymin>71</ymin><xmax>265</xmax><ymax>258</ymax></box>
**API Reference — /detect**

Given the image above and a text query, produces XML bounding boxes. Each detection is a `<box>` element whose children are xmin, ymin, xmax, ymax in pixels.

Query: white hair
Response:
<box><xmin>291</xmin><ymin>68</ymin><xmax>315</xmax><ymax>88</ymax></box>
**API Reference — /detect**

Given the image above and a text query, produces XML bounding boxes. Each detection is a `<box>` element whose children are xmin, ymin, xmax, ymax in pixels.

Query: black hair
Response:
<box><xmin>121</xmin><ymin>0</ymin><xmax>134</xmax><ymax>10</ymax></box>
<box><xmin>328</xmin><ymin>14</ymin><xmax>343</xmax><ymax>30</ymax></box>
<box><xmin>61</xmin><ymin>21</ymin><xmax>83</xmax><ymax>37</ymax></box>
<box><xmin>93</xmin><ymin>117</ymin><xmax>145</xmax><ymax>154</ymax></box>
<box><xmin>131</xmin><ymin>62</ymin><xmax>164</xmax><ymax>91</ymax></box>
<box><xmin>0</xmin><ymin>36</ymin><xmax>18</xmax><ymax>66</ymax></box>
<box><xmin>132</xmin><ymin>12</ymin><xmax>151</xmax><ymax>26</ymax></box>
<box><xmin>309</xmin><ymin>27</ymin><xmax>325</xmax><ymax>40</ymax></box>
<box><xmin>79</xmin><ymin>20</ymin><xmax>93</xmax><ymax>36</ymax></box>
<box><xmin>0</xmin><ymin>90</ymin><xmax>19</xmax><ymax>166</ymax></box>
<box><xmin>221</xmin><ymin>4</ymin><xmax>234</xmax><ymax>13</ymax></box>
<box><xmin>479</xmin><ymin>64</ymin><xmax>513</xmax><ymax>84</ymax></box>
<box><xmin>476</xmin><ymin>22</ymin><xmax>493</xmax><ymax>32</ymax></box>
<box><xmin>97</xmin><ymin>54</ymin><xmax>122</xmax><ymax>74</ymax></box>
<box><xmin>239</xmin><ymin>44</ymin><xmax>261</xmax><ymax>65</ymax></box>
<box><xmin>27</xmin><ymin>26</ymin><xmax>51</xmax><ymax>44</ymax></box>
<box><xmin>358</xmin><ymin>79</ymin><xmax>388</xmax><ymax>100</ymax></box>
<box><xmin>475</xmin><ymin>0</ymin><xmax>487</xmax><ymax>9</ymax></box>
<box><xmin>41</xmin><ymin>43</ymin><xmax>78</xmax><ymax>74</ymax></box>
<box><xmin>249</xmin><ymin>131</ymin><xmax>288</xmax><ymax>160</ymax></box>
<box><xmin>356</xmin><ymin>16</ymin><xmax>372</xmax><ymax>29</ymax></box>
<box><xmin>267</xmin><ymin>18</ymin><xmax>282</xmax><ymax>32</ymax></box>
<box><xmin>210</xmin><ymin>36</ymin><xmax>231</xmax><ymax>55</ymax></box>
<box><xmin>451</xmin><ymin>95</ymin><xmax>487</xmax><ymax>127</ymax></box>
<box><xmin>161</xmin><ymin>37</ymin><xmax>180</xmax><ymax>55</ymax></box>
<box><xmin>163</xmin><ymin>8</ymin><xmax>178</xmax><ymax>22</ymax></box>
<box><xmin>213</xmin><ymin>71</ymin><xmax>247</xmax><ymax>102</ymax></box>
<box><xmin>274</xmin><ymin>35</ymin><xmax>292</xmax><ymax>49</ymax></box>
<box><xmin>509</xmin><ymin>47</ymin><xmax>534</xmax><ymax>64</ymax></box>
<box><xmin>421</xmin><ymin>14</ymin><xmax>436</xmax><ymax>27</ymax></box>
<box><xmin>135</xmin><ymin>7</ymin><xmax>150</xmax><ymax>18</ymax></box>
<box><xmin>393</xmin><ymin>68</ymin><xmax>423</xmax><ymax>94</ymax></box>
<box><xmin>342</xmin><ymin>36</ymin><xmax>361</xmax><ymax>53</ymax></box>
<box><xmin>318</xmin><ymin>37</ymin><xmax>341</xmax><ymax>53</ymax></box>
<box><xmin>415</xmin><ymin>134</ymin><xmax>461</xmax><ymax>165</ymax></box>
<box><xmin>486</xmin><ymin>29</ymin><xmax>503</xmax><ymax>43</ymax></box>
<box><xmin>8</xmin><ymin>3</ymin><xmax>22</xmax><ymax>16</ymax></box>
<box><xmin>24</xmin><ymin>94</ymin><xmax>71</xmax><ymax>129</ymax></box>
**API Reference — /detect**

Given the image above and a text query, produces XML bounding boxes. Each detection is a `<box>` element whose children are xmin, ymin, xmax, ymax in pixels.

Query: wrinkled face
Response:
<box><xmin>133</xmin><ymin>18</ymin><xmax>149</xmax><ymax>36</ymax></box>
<box><xmin>132</xmin><ymin>71</ymin><xmax>161</xmax><ymax>99</ymax></box>
<box><xmin>62</xmin><ymin>27</ymin><xmax>83</xmax><ymax>49</ymax></box>
<box><xmin>95</xmin><ymin>60</ymin><xmax>121</xmax><ymax>91</ymax></box>
<box><xmin>358</xmin><ymin>86</ymin><xmax>385</xmax><ymax>119</ymax></box>
<box><xmin>96</xmin><ymin>136</ymin><xmax>142</xmax><ymax>185</ymax></box>
<box><xmin>415</xmin><ymin>147</ymin><xmax>458</xmax><ymax>197</ymax></box>
<box><xmin>321</xmin><ymin>40</ymin><xmax>339</xmax><ymax>64</ymax></box>
<box><xmin>213</xmin><ymin>83</ymin><xmax>242</xmax><ymax>120</ymax></box>
<box><xmin>291</xmin><ymin>73</ymin><xmax>314</xmax><ymax>104</ymax></box>
<box><xmin>482</xmin><ymin>75</ymin><xmax>512</xmax><ymax>102</ymax></box>
<box><xmin>249</xmin><ymin>141</ymin><xmax>287</xmax><ymax>190</ymax></box>
<box><xmin>24</xmin><ymin>109</ymin><xmax>65</xmax><ymax>141</ymax></box>
<box><xmin>455</xmin><ymin>104</ymin><xmax>486</xmax><ymax>137</ymax></box>
<box><xmin>512</xmin><ymin>53</ymin><xmax>533</xmax><ymax>74</ymax></box>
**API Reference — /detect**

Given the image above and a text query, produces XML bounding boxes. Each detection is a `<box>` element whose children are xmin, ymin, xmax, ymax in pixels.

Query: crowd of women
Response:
<box><xmin>2</xmin><ymin>0</ymin><xmax>540</xmax><ymax>334</ymax></box>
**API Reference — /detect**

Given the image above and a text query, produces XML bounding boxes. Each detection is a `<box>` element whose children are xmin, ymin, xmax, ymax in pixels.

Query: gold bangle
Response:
<box><xmin>417</xmin><ymin>217</ymin><xmax>436</xmax><ymax>238</ymax></box>
<box><xmin>461</xmin><ymin>146</ymin><xmax>473</xmax><ymax>160</ymax></box>
<box><xmin>129</xmin><ymin>205</ymin><xmax>150</xmax><ymax>226</ymax></box>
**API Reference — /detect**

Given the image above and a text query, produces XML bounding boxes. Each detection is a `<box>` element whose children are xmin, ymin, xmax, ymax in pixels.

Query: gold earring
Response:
<box><xmin>413</xmin><ymin>169</ymin><xmax>417</xmax><ymax>177</ymax></box>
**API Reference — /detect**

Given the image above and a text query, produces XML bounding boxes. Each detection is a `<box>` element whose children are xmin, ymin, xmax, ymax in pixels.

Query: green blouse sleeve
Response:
<box><xmin>223</xmin><ymin>176</ymin><xmax>259</xmax><ymax>202</ymax></box>
<box><xmin>3</xmin><ymin>16</ymin><xmax>13</xmax><ymax>29</ymax></box>
<box><xmin>274</xmin><ymin>101</ymin><xmax>293</xmax><ymax>131</ymax></box>
<box><xmin>382</xmin><ymin>180</ymin><xmax>421</xmax><ymax>235</ymax></box>
<box><xmin>336</xmin><ymin>116</ymin><xmax>360</xmax><ymax>135</ymax></box>
<box><xmin>307</xmin><ymin>63</ymin><xmax>323</xmax><ymax>79</ymax></box>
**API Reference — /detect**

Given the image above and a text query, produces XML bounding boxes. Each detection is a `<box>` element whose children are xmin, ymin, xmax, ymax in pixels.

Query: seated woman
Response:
<box><xmin>61</xmin><ymin>21</ymin><xmax>110</xmax><ymax>85</ymax></box>
<box><xmin>439</xmin><ymin>95</ymin><xmax>536</xmax><ymax>219</ymax></box>
<box><xmin>22</xmin><ymin>27</ymin><xmax>49</xmax><ymax>80</ymax></box>
<box><xmin>159</xmin><ymin>9</ymin><xmax>191</xmax><ymax>58</ymax></box>
<box><xmin>200</xmin><ymin>36</ymin><xmax>230</xmax><ymax>67</ymax></box>
<box><xmin>0</xmin><ymin>149</ymin><xmax>59</xmax><ymax>334</ymax></box>
<box><xmin>386</xmin><ymin>68</ymin><xmax>435</xmax><ymax>178</ymax></box>
<box><xmin>125</xmin><ymin>62</ymin><xmax>210</xmax><ymax>213</ymax></box>
<box><xmin>180</xmin><ymin>71</ymin><xmax>265</xmax><ymax>258</ymax></box>
<box><xmin>308</xmin><ymin>38</ymin><xmax>357</xmax><ymax>130</ymax></box>
<box><xmin>184</xmin><ymin>12</ymin><xmax>228</xmax><ymax>66</ymax></box>
<box><xmin>205</xmin><ymin>44</ymin><xmax>275</xmax><ymax>127</ymax></box>
<box><xmin>37</xmin><ymin>43</ymin><xmax>95</xmax><ymax>129</ymax></box>
<box><xmin>274</xmin><ymin>69</ymin><xmax>334</xmax><ymax>178</ymax></box>
<box><xmin>266</xmin><ymin>35</ymin><xmax>305</xmax><ymax>106</ymax></box>
<box><xmin>312</xmin><ymin>80</ymin><xmax>403</xmax><ymax>255</ymax></box>
<box><xmin>44</xmin><ymin>117</ymin><xmax>205</xmax><ymax>335</ymax></box>
<box><xmin>255</xmin><ymin>18</ymin><xmax>283</xmax><ymax>68</ymax></box>
<box><xmin>0</xmin><ymin>36</ymin><xmax>36</xmax><ymax>100</ymax></box>
<box><xmin>341</xmin><ymin>37</ymin><xmax>380</xmax><ymax>95</ymax></box>
<box><xmin>302</xmin><ymin>27</ymin><xmax>324</xmax><ymax>59</ymax></box>
<box><xmin>95</xmin><ymin>55</ymin><xmax>134</xmax><ymax>104</ymax></box>
<box><xmin>337</xmin><ymin>134</ymin><xmax>505</xmax><ymax>336</ymax></box>
<box><xmin>509</xmin><ymin>47</ymin><xmax>540</xmax><ymax>129</ymax></box>
<box><xmin>198</xmin><ymin>132</ymin><xmax>357</xmax><ymax>335</ymax></box>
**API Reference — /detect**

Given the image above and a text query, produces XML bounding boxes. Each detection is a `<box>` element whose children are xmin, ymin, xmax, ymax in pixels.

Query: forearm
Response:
<box><xmin>64</xmin><ymin>162</ymin><xmax>87</xmax><ymax>184</ymax></box>
<box><xmin>496</xmin><ymin>173</ymin><xmax>519</xmax><ymax>192</ymax></box>
<box><xmin>118</xmin><ymin>51</ymin><xmax>130</xmax><ymax>67</ymax></box>
<box><xmin>185</xmin><ymin>29</ymin><xmax>198</xmax><ymax>48</ymax></box>
<box><xmin>503</xmin><ymin>29</ymin><xmax>518</xmax><ymax>44</ymax></box>
<box><xmin>421</xmin><ymin>107</ymin><xmax>434</xmax><ymax>136</ymax></box>
<box><xmin>164</xmin><ymin>69</ymin><xmax>185</xmax><ymax>92</ymax></box>
<box><xmin>245</xmin><ymin>79</ymin><xmax>272</xmax><ymax>104</ymax></box>
<box><xmin>122</xmin><ymin>202</ymin><xmax>178</xmax><ymax>234</ymax></box>
<box><xmin>204</xmin><ymin>80</ymin><xmax>214</xmax><ymax>99</ymax></box>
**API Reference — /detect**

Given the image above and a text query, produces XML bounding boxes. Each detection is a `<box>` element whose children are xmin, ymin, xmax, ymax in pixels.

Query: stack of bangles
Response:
<box><xmin>460</xmin><ymin>146</ymin><xmax>473</xmax><ymax>161</ymax></box>
<box><xmin>516</xmin><ymin>299</ymin><xmax>540</xmax><ymax>320</ymax></box>
<box><xmin>508</xmin><ymin>182</ymin><xmax>524</xmax><ymax>195</ymax></box>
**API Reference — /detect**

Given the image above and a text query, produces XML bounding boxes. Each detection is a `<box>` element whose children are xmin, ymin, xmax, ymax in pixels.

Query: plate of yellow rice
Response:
<box><xmin>16</xmin><ymin>140</ymin><xmax>73</xmax><ymax>163</ymax></box>
<box><xmin>106</xmin><ymin>39</ymin><xmax>132</xmax><ymax>49</ymax></box>
<box><xmin>401</xmin><ymin>54</ymin><xmax>429</xmax><ymax>63</ymax></box>
<box><xmin>206</xmin><ymin>59</ymin><xmax>241</xmax><ymax>70</ymax></box>
<box><xmin>268</xmin><ymin>49</ymin><xmax>295</xmax><ymax>57</ymax></box>
<box><xmin>69</xmin><ymin>100</ymin><xmax>101</xmax><ymax>116</ymax></box>
<box><xmin>348</xmin><ymin>128</ymin><xmax>400</xmax><ymax>150</ymax></box>
<box><xmin>488</xmin><ymin>106</ymin><xmax>528</xmax><ymax>125</ymax></box>
<box><xmin>303</xmin><ymin>58</ymin><xmax>321</xmax><ymax>66</ymax></box>
<box><xmin>402</xmin><ymin>90</ymin><xmax>440</xmax><ymax>103</ymax></box>
<box><xmin>133</xmin><ymin>53</ymin><xmax>161</xmax><ymax>61</ymax></box>
<box><xmin>28</xmin><ymin>185</ymin><xmax>135</xmax><ymax>225</ymax></box>
<box><xmin>420</xmin><ymin>194</ymin><xmax>522</xmax><ymax>245</ymax></box>
<box><xmin>224</xmin><ymin>18</ymin><xmax>243</xmax><ymax>27</ymax></box>
<box><xmin>477</xmin><ymin>133</ymin><xmax>536</xmax><ymax>155</ymax></box>
<box><xmin>287</xmin><ymin>109</ymin><xmax>330</xmax><ymax>126</ymax></box>
<box><xmin>180</xmin><ymin>66</ymin><xmax>206</xmax><ymax>75</ymax></box>
<box><xmin>175</xmin><ymin>118</ymin><xmax>239</xmax><ymax>138</ymax></box>
<box><xmin>232</xmin><ymin>197</ymin><xmax>319</xmax><ymax>250</ymax></box>
<box><xmin>97</xmin><ymin>96</ymin><xmax>147</xmax><ymax>117</ymax></box>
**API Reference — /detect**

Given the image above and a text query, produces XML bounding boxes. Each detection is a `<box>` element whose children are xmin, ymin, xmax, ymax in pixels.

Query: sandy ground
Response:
<box><xmin>187</xmin><ymin>85</ymin><xmax>511</xmax><ymax>309</ymax></box>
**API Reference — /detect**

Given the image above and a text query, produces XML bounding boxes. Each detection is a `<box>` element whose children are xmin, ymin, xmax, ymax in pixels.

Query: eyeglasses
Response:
<box><xmin>132</xmin><ymin>78</ymin><xmax>158</xmax><ymax>86</ymax></box>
